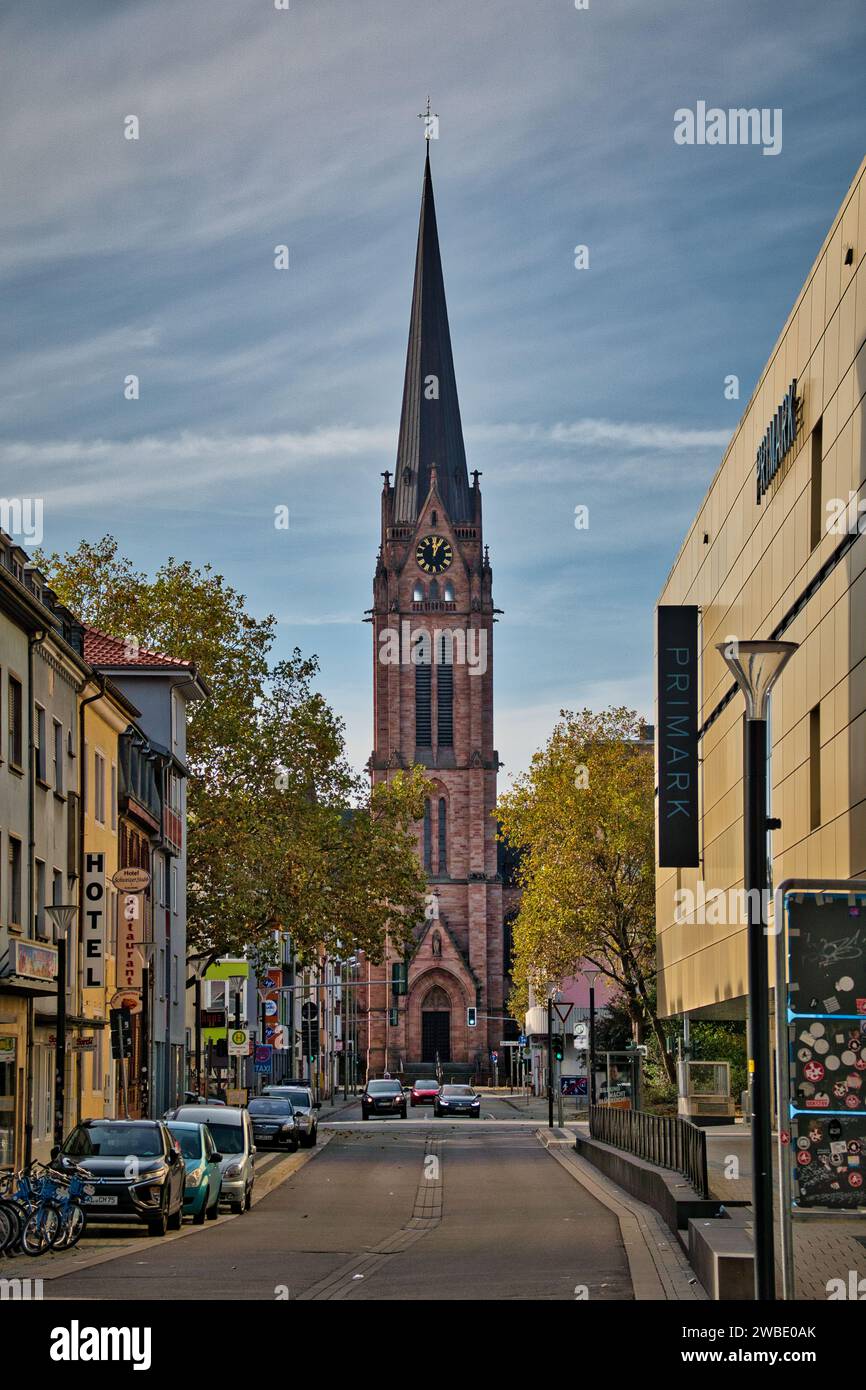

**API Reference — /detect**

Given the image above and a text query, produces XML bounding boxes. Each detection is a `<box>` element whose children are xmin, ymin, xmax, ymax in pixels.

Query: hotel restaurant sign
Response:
<box><xmin>756</xmin><ymin>378</ymin><xmax>799</xmax><ymax>504</ymax></box>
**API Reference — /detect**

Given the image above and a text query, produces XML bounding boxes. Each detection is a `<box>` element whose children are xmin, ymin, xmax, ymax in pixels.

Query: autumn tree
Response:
<box><xmin>36</xmin><ymin>536</ymin><xmax>431</xmax><ymax>966</ymax></box>
<box><xmin>497</xmin><ymin>706</ymin><xmax>674</xmax><ymax>1082</ymax></box>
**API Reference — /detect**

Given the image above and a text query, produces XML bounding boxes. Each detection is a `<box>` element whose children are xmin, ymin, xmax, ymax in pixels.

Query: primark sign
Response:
<box><xmin>756</xmin><ymin>378</ymin><xmax>799</xmax><ymax>503</ymax></box>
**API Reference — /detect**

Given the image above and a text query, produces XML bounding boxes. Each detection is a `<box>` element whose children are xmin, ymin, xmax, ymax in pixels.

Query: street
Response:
<box><xmin>40</xmin><ymin>1110</ymin><xmax>631</xmax><ymax>1302</ymax></box>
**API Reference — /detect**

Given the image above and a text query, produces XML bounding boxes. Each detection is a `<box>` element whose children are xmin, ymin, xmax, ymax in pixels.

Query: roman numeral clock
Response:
<box><xmin>415</xmin><ymin>534</ymin><xmax>453</xmax><ymax>574</ymax></box>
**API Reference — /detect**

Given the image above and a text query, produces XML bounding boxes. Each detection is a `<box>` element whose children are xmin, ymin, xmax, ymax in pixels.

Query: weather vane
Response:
<box><xmin>418</xmin><ymin>95</ymin><xmax>438</xmax><ymax>142</ymax></box>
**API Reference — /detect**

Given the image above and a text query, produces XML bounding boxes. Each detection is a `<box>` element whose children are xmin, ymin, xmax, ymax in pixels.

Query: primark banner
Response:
<box><xmin>656</xmin><ymin>605</ymin><xmax>700</xmax><ymax>868</ymax></box>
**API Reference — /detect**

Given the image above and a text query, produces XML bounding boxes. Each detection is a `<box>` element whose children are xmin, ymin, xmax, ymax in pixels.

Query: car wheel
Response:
<box><xmin>433</xmin><ymin>1105</ymin><xmax>440</xmax><ymax>1117</ymax></box>
<box><xmin>244</xmin><ymin>1185</ymin><xmax>253</xmax><ymax>1211</ymax></box>
<box><xmin>206</xmin><ymin>1196</ymin><xmax>219</xmax><ymax>1221</ymax></box>
<box><xmin>400</xmin><ymin>1107</ymin><xmax>407</xmax><ymax>1119</ymax></box>
<box><xmin>168</xmin><ymin>1202</ymin><xmax>183</xmax><ymax>1231</ymax></box>
<box><xmin>147</xmin><ymin>1210</ymin><xmax>168</xmax><ymax>1238</ymax></box>
<box><xmin>310</xmin><ymin>1126</ymin><xmax>317</xmax><ymax>1147</ymax></box>
<box><xmin>192</xmin><ymin>1199</ymin><xmax>206</xmax><ymax>1225</ymax></box>
<box><xmin>362</xmin><ymin>1110</ymin><xmax>369</xmax><ymax>1121</ymax></box>
<box><xmin>230</xmin><ymin>1198</ymin><xmax>244</xmax><ymax>1215</ymax></box>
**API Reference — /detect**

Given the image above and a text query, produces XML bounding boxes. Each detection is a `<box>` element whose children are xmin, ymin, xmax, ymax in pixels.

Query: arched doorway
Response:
<box><xmin>421</xmin><ymin>985</ymin><xmax>451</xmax><ymax>1062</ymax></box>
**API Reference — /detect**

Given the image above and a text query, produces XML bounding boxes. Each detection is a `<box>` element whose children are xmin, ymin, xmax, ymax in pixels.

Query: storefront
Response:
<box><xmin>655</xmin><ymin>156</ymin><xmax>866</xmax><ymax>1026</ymax></box>
<box><xmin>0</xmin><ymin>941</ymin><xmax>59</xmax><ymax>1169</ymax></box>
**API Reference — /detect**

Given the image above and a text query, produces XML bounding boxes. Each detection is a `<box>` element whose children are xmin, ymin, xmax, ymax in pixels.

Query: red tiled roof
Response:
<box><xmin>83</xmin><ymin>626</ymin><xmax>193</xmax><ymax>670</ymax></box>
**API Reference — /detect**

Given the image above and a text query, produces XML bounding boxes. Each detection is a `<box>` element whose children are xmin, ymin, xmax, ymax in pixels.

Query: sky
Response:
<box><xmin>1</xmin><ymin>0</ymin><xmax>863</xmax><ymax>782</ymax></box>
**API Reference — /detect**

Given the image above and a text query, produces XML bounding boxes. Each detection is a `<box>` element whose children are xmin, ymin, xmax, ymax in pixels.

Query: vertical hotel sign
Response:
<box><xmin>83</xmin><ymin>851</ymin><xmax>106</xmax><ymax>988</ymax></box>
<box><xmin>657</xmin><ymin>606</ymin><xmax>700</xmax><ymax>867</ymax></box>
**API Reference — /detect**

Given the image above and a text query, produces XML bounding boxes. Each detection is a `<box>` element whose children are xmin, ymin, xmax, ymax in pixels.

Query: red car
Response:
<box><xmin>410</xmin><ymin>1078</ymin><xmax>441</xmax><ymax>1107</ymax></box>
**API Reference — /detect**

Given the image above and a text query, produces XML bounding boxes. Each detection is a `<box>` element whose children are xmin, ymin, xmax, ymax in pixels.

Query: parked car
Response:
<box><xmin>263</xmin><ymin>1085</ymin><xmax>320</xmax><ymax>1146</ymax></box>
<box><xmin>434</xmin><ymin>1084</ymin><xmax>482</xmax><ymax>1118</ymax></box>
<box><xmin>247</xmin><ymin>1097</ymin><xmax>301</xmax><ymax>1151</ymax></box>
<box><xmin>362</xmin><ymin>1079</ymin><xmax>407</xmax><ymax>1120</ymax></box>
<box><xmin>410</xmin><ymin>1079</ymin><xmax>440</xmax><ymax>1107</ymax></box>
<box><xmin>168</xmin><ymin>1105</ymin><xmax>255</xmax><ymax>1214</ymax></box>
<box><xmin>52</xmin><ymin>1119</ymin><xmax>185</xmax><ymax>1237</ymax></box>
<box><xmin>181</xmin><ymin>1092</ymin><xmax>226</xmax><ymax>1106</ymax></box>
<box><xmin>166</xmin><ymin>1121</ymin><xmax>223</xmax><ymax>1224</ymax></box>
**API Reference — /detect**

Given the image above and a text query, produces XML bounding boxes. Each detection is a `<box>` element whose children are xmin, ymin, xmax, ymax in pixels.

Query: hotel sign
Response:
<box><xmin>756</xmin><ymin>378</ymin><xmax>799</xmax><ymax>503</ymax></box>
<box><xmin>657</xmin><ymin>605</ymin><xmax>700</xmax><ymax>868</ymax></box>
<box><xmin>83</xmin><ymin>851</ymin><xmax>106</xmax><ymax>990</ymax></box>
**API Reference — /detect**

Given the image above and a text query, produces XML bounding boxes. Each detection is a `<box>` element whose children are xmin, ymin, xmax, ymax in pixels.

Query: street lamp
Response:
<box><xmin>717</xmin><ymin>638</ymin><xmax>797</xmax><ymax>1302</ymax></box>
<box><xmin>581</xmin><ymin>967</ymin><xmax>601</xmax><ymax>1108</ymax></box>
<box><xmin>46</xmin><ymin>904</ymin><xmax>78</xmax><ymax>1149</ymax></box>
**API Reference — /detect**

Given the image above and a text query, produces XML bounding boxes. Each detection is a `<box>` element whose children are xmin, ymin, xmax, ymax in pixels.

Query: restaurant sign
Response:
<box><xmin>756</xmin><ymin>378</ymin><xmax>799</xmax><ymax>503</ymax></box>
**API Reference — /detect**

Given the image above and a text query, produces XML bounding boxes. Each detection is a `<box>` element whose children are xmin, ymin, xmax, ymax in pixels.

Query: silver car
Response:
<box><xmin>263</xmin><ymin>1085</ymin><xmax>320</xmax><ymax>1147</ymax></box>
<box><xmin>168</xmin><ymin>1105</ymin><xmax>255</xmax><ymax>1214</ymax></box>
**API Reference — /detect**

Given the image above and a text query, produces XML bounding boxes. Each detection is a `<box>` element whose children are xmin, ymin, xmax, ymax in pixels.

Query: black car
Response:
<box><xmin>434</xmin><ymin>1084</ymin><xmax>482</xmax><ymax>1118</ymax></box>
<box><xmin>247</xmin><ymin>1097</ymin><xmax>301</xmax><ymax>1151</ymax></box>
<box><xmin>263</xmin><ymin>1086</ymin><xmax>320</xmax><ymax>1147</ymax></box>
<box><xmin>52</xmin><ymin>1119</ymin><xmax>186</xmax><ymax>1237</ymax></box>
<box><xmin>361</xmin><ymin>1079</ymin><xmax>407</xmax><ymax>1120</ymax></box>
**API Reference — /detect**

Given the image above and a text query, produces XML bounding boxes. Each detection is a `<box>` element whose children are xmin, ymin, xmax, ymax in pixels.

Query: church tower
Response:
<box><xmin>362</xmin><ymin>150</ymin><xmax>512</xmax><ymax>1079</ymax></box>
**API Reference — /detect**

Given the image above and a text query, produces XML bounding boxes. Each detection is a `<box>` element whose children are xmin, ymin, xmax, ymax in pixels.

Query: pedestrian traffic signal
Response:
<box><xmin>553</xmin><ymin>1036</ymin><xmax>565</xmax><ymax>1062</ymax></box>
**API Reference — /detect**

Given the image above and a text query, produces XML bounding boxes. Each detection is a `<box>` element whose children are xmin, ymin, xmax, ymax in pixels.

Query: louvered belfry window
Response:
<box><xmin>415</xmin><ymin>656</ymin><xmax>432</xmax><ymax>745</ymax></box>
<box><xmin>437</xmin><ymin>633</ymin><xmax>453</xmax><ymax>746</ymax></box>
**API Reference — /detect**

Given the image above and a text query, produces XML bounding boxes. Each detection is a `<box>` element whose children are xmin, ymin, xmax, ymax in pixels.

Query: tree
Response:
<box><xmin>36</xmin><ymin>535</ymin><xmax>431</xmax><ymax>967</ymax></box>
<box><xmin>497</xmin><ymin>706</ymin><xmax>675</xmax><ymax>1083</ymax></box>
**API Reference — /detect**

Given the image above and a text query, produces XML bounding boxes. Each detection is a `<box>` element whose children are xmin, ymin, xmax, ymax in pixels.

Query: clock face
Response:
<box><xmin>415</xmin><ymin>534</ymin><xmax>453</xmax><ymax>574</ymax></box>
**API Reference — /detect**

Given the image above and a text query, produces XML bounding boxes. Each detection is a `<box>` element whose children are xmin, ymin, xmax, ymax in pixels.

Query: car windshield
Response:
<box><xmin>367</xmin><ymin>1081</ymin><xmax>401</xmax><ymax>1094</ymax></box>
<box><xmin>281</xmin><ymin>1091</ymin><xmax>311</xmax><ymax>1108</ymax></box>
<box><xmin>65</xmin><ymin>1124</ymin><xmax>163</xmax><ymax>1157</ymax></box>
<box><xmin>415</xmin><ymin>1080</ymin><xmax>439</xmax><ymax>1089</ymax></box>
<box><xmin>443</xmin><ymin>1086</ymin><xmax>473</xmax><ymax>1097</ymax></box>
<box><xmin>167</xmin><ymin>1126</ymin><xmax>204</xmax><ymax>1159</ymax></box>
<box><xmin>249</xmin><ymin>1099</ymin><xmax>293</xmax><ymax>1116</ymax></box>
<box><xmin>203</xmin><ymin>1123</ymin><xmax>245</xmax><ymax>1153</ymax></box>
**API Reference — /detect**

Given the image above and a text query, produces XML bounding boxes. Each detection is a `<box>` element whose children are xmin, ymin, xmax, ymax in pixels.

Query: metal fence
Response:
<box><xmin>589</xmin><ymin>1104</ymin><xmax>709</xmax><ymax>1198</ymax></box>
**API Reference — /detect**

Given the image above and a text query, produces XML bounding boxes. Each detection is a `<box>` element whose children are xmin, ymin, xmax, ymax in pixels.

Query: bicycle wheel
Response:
<box><xmin>0</xmin><ymin>1199</ymin><xmax>24</xmax><ymax>1253</ymax></box>
<box><xmin>0</xmin><ymin>1200</ymin><xmax>17</xmax><ymax>1253</ymax></box>
<box><xmin>21</xmin><ymin>1203</ymin><xmax>60</xmax><ymax>1255</ymax></box>
<box><xmin>53</xmin><ymin>1201</ymin><xmax>87</xmax><ymax>1251</ymax></box>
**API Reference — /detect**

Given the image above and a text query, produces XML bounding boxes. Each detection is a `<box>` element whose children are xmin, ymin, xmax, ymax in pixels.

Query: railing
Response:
<box><xmin>589</xmin><ymin>1104</ymin><xmax>709</xmax><ymax>1198</ymax></box>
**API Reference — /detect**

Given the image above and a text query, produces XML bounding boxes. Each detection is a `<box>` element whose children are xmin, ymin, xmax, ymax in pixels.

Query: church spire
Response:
<box><xmin>393</xmin><ymin>149</ymin><xmax>472</xmax><ymax>524</ymax></box>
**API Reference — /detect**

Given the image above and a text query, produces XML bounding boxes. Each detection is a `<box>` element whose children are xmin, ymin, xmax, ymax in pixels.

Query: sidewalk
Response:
<box><xmin>477</xmin><ymin>1087</ymin><xmax>587</xmax><ymax>1124</ymax></box>
<box><xmin>705</xmin><ymin>1126</ymin><xmax>866</xmax><ymax>1300</ymax></box>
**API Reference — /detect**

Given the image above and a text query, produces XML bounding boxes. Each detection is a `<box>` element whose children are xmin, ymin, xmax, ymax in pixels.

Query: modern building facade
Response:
<box><xmin>359</xmin><ymin>151</ymin><xmax>519</xmax><ymax>1078</ymax></box>
<box><xmin>655</xmin><ymin>155</ymin><xmax>866</xmax><ymax>1028</ymax></box>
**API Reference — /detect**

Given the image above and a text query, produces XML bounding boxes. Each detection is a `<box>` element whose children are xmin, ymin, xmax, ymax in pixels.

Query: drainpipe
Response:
<box><xmin>24</xmin><ymin>629</ymin><xmax>45</xmax><ymax>1168</ymax></box>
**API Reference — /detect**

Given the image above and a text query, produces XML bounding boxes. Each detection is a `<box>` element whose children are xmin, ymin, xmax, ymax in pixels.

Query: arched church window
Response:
<box><xmin>438</xmin><ymin>796</ymin><xmax>447</xmax><ymax>873</ymax></box>
<box><xmin>443</xmin><ymin>580</ymin><xmax>454</xmax><ymax>602</ymax></box>
<box><xmin>423</xmin><ymin>798</ymin><xmax>432</xmax><ymax>871</ymax></box>
<box><xmin>415</xmin><ymin>635</ymin><xmax>431</xmax><ymax>745</ymax></box>
<box><xmin>413</xmin><ymin>581</ymin><xmax>425</xmax><ymax>602</ymax></box>
<box><xmin>429</xmin><ymin>578</ymin><xmax>439</xmax><ymax>602</ymax></box>
<box><xmin>431</xmin><ymin>510</ymin><xmax>438</xmax><ymax>525</ymax></box>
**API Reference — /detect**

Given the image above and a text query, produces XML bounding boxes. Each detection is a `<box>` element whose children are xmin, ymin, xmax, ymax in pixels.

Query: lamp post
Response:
<box><xmin>46</xmin><ymin>905</ymin><xmax>78</xmax><ymax>1150</ymax></box>
<box><xmin>717</xmin><ymin>638</ymin><xmax>797</xmax><ymax>1302</ymax></box>
<box><xmin>581</xmin><ymin>967</ymin><xmax>600</xmax><ymax>1109</ymax></box>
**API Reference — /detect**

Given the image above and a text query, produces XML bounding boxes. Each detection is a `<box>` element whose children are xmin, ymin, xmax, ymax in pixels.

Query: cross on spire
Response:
<box><xmin>418</xmin><ymin>95</ymin><xmax>438</xmax><ymax>142</ymax></box>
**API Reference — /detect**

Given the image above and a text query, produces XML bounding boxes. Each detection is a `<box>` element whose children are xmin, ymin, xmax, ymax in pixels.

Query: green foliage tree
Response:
<box><xmin>37</xmin><ymin>535</ymin><xmax>431</xmax><ymax>966</ymax></box>
<box><xmin>497</xmin><ymin>706</ymin><xmax>675</xmax><ymax>1083</ymax></box>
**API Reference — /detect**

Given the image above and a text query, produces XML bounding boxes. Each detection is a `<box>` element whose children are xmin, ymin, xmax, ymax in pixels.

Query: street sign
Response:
<box><xmin>112</xmin><ymin>867</ymin><xmax>151</xmax><ymax>893</ymax></box>
<box><xmin>228</xmin><ymin>1028</ymin><xmax>249</xmax><ymax>1057</ymax></box>
<box><xmin>573</xmin><ymin>1022</ymin><xmax>589</xmax><ymax>1049</ymax></box>
<box><xmin>254</xmin><ymin>1044</ymin><xmax>273</xmax><ymax>1065</ymax></box>
<box><xmin>553</xmin><ymin>1002</ymin><xmax>574</xmax><ymax>1026</ymax></box>
<box><xmin>518</xmin><ymin>1033</ymin><xmax>526</xmax><ymax>1047</ymax></box>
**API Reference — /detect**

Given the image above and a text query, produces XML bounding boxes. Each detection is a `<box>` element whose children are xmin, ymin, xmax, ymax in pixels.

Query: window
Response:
<box><xmin>423</xmin><ymin>798</ymin><xmax>432</xmax><ymax>872</ymax></box>
<box><xmin>35</xmin><ymin>705</ymin><xmax>47</xmax><ymax>781</ymax></box>
<box><xmin>438</xmin><ymin>797</ymin><xmax>447</xmax><ymax>873</ymax></box>
<box><xmin>52</xmin><ymin>868</ymin><xmax>62</xmax><ymax>906</ymax></box>
<box><xmin>810</xmin><ymin>417</ymin><xmax>824</xmax><ymax>552</ymax></box>
<box><xmin>171</xmin><ymin>691</ymin><xmax>178</xmax><ymax>748</ymax></box>
<box><xmin>413</xmin><ymin>581</ymin><xmax>425</xmax><ymax>602</ymax></box>
<box><xmin>809</xmin><ymin>704</ymin><xmax>821</xmax><ymax>831</ymax></box>
<box><xmin>81</xmin><ymin>740</ymin><xmax>87</xmax><ymax>811</ymax></box>
<box><xmin>110</xmin><ymin>764</ymin><xmax>117</xmax><ymax>830</ymax></box>
<box><xmin>415</xmin><ymin>656</ymin><xmax>432</xmax><ymax>746</ymax></box>
<box><xmin>437</xmin><ymin>635</ymin><xmax>453</xmax><ymax>747</ymax></box>
<box><xmin>171</xmin><ymin>864</ymin><xmax>178</xmax><ymax>915</ymax></box>
<box><xmin>172</xmin><ymin>954</ymin><xmax>179</xmax><ymax>1005</ymax></box>
<box><xmin>155</xmin><ymin>855</ymin><xmax>165</xmax><ymax>908</ymax></box>
<box><xmin>8</xmin><ymin>677</ymin><xmax>22</xmax><ymax>768</ymax></box>
<box><xmin>53</xmin><ymin>720</ymin><xmax>64</xmax><ymax>794</ymax></box>
<box><xmin>443</xmin><ymin>581</ymin><xmax>455</xmax><ymax>602</ymax></box>
<box><xmin>9</xmin><ymin>838</ymin><xmax>22</xmax><ymax>926</ymax></box>
<box><xmin>94</xmin><ymin>750</ymin><xmax>106</xmax><ymax>824</ymax></box>
<box><xmin>429</xmin><ymin>578</ymin><xmax>439</xmax><ymax>602</ymax></box>
<box><xmin>35</xmin><ymin>860</ymin><xmax>46</xmax><ymax>938</ymax></box>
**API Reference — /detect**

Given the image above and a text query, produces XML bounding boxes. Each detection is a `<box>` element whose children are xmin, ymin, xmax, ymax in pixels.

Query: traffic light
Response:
<box><xmin>467</xmin><ymin>1006</ymin><xmax>477</xmax><ymax>1028</ymax></box>
<box><xmin>301</xmin><ymin>1001</ymin><xmax>319</xmax><ymax>1060</ymax></box>
<box><xmin>391</xmin><ymin>961</ymin><xmax>407</xmax><ymax>998</ymax></box>
<box><xmin>553</xmin><ymin>1036</ymin><xmax>565</xmax><ymax>1063</ymax></box>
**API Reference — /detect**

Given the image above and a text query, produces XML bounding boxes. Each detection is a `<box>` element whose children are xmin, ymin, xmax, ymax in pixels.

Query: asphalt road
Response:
<box><xmin>43</xmin><ymin>1121</ymin><xmax>632</xmax><ymax>1301</ymax></box>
